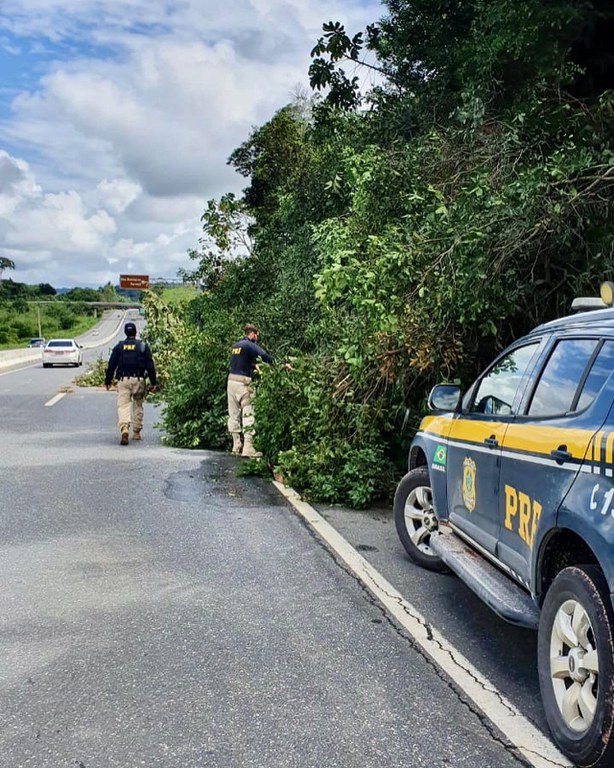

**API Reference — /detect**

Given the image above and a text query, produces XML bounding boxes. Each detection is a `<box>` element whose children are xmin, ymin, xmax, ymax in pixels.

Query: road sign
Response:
<box><xmin>119</xmin><ymin>274</ymin><xmax>150</xmax><ymax>289</ymax></box>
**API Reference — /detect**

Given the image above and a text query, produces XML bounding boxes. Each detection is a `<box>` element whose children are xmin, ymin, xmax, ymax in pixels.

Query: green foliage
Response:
<box><xmin>312</xmin><ymin>1</ymin><xmax>614</xmax><ymax>117</ymax></box>
<box><xmin>249</xmin><ymin>358</ymin><xmax>398</xmax><ymax>507</ymax></box>
<box><xmin>160</xmin><ymin>285</ymin><xmax>198</xmax><ymax>307</ymax></box>
<box><xmin>11</xmin><ymin>318</ymin><xmax>36</xmax><ymax>338</ymax></box>
<box><xmin>311</xmin><ymin>106</ymin><xmax>614</xmax><ymax>386</ymax></box>
<box><xmin>97</xmin><ymin>282</ymin><xmax>118</xmax><ymax>301</ymax></box>
<box><xmin>0</xmin><ymin>279</ymin><xmax>126</xmax><ymax>348</ymax></box>
<box><xmin>159</xmin><ymin>327</ymin><xmax>231</xmax><ymax>449</ymax></box>
<box><xmin>0</xmin><ymin>279</ymin><xmax>54</xmax><ymax>301</ymax></box>
<box><xmin>0</xmin><ymin>301</ymin><xmax>94</xmax><ymax>349</ymax></box>
<box><xmin>179</xmin><ymin>193</ymin><xmax>254</xmax><ymax>291</ymax></box>
<box><xmin>60</xmin><ymin>287</ymin><xmax>101</xmax><ymax>302</ymax></box>
<box><xmin>229</xmin><ymin>105</ymin><xmax>311</xmax><ymax>212</ymax></box>
<box><xmin>75</xmin><ymin>355</ymin><xmax>108</xmax><ymax>387</ymax></box>
<box><xmin>140</xmin><ymin>290</ymin><xmax>235</xmax><ymax>449</ymax></box>
<box><xmin>236</xmin><ymin>458</ymin><xmax>271</xmax><ymax>478</ymax></box>
<box><xmin>0</xmin><ymin>257</ymin><xmax>16</xmax><ymax>280</ymax></box>
<box><xmin>278</xmin><ymin>443</ymin><xmax>391</xmax><ymax>509</ymax></box>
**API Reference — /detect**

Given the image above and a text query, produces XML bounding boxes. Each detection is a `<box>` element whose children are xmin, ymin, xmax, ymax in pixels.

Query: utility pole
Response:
<box><xmin>36</xmin><ymin>304</ymin><xmax>42</xmax><ymax>338</ymax></box>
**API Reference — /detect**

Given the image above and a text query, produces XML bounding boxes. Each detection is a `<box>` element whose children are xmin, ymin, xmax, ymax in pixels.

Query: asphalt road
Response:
<box><xmin>0</xmin><ymin>340</ymin><xmax>560</xmax><ymax>768</ymax></box>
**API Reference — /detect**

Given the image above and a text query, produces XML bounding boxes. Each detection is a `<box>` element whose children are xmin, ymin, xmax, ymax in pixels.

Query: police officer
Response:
<box><xmin>228</xmin><ymin>324</ymin><xmax>273</xmax><ymax>458</ymax></box>
<box><xmin>105</xmin><ymin>321</ymin><xmax>157</xmax><ymax>445</ymax></box>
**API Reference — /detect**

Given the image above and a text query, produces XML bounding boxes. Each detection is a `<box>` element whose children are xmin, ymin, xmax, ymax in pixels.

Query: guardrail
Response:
<box><xmin>0</xmin><ymin>348</ymin><xmax>42</xmax><ymax>371</ymax></box>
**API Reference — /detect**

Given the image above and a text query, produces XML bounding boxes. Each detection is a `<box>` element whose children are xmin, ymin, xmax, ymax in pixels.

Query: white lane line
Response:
<box><xmin>273</xmin><ymin>481</ymin><xmax>571</xmax><ymax>768</ymax></box>
<box><xmin>45</xmin><ymin>392</ymin><xmax>68</xmax><ymax>407</ymax></box>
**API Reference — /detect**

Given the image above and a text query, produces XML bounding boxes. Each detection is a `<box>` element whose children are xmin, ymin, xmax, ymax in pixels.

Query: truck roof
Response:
<box><xmin>530</xmin><ymin>307</ymin><xmax>614</xmax><ymax>337</ymax></box>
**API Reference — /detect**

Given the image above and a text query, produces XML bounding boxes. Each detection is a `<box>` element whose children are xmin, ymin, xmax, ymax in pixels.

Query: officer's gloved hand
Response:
<box><xmin>148</xmin><ymin>384</ymin><xmax>158</xmax><ymax>394</ymax></box>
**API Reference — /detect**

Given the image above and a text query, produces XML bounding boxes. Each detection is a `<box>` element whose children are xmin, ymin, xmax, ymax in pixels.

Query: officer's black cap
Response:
<box><xmin>124</xmin><ymin>322</ymin><xmax>137</xmax><ymax>336</ymax></box>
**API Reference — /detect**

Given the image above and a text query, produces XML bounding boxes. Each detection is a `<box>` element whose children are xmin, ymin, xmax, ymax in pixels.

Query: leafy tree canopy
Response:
<box><xmin>310</xmin><ymin>0</ymin><xmax>614</xmax><ymax>117</ymax></box>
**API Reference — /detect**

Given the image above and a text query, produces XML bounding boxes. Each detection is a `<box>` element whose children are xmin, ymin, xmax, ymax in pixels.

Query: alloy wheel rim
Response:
<box><xmin>403</xmin><ymin>484</ymin><xmax>436</xmax><ymax>556</ymax></box>
<box><xmin>549</xmin><ymin>598</ymin><xmax>599</xmax><ymax>733</ymax></box>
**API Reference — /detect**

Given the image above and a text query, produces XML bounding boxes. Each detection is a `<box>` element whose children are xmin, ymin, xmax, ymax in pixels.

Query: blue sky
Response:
<box><xmin>0</xmin><ymin>0</ymin><xmax>383</xmax><ymax>287</ymax></box>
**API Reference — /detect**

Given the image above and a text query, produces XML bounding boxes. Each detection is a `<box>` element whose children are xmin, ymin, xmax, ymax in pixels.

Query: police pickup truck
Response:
<box><xmin>394</xmin><ymin>283</ymin><xmax>614</xmax><ymax>767</ymax></box>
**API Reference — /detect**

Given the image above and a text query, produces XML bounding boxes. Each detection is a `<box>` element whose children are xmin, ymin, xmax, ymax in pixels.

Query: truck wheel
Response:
<box><xmin>538</xmin><ymin>565</ymin><xmax>614</xmax><ymax>767</ymax></box>
<box><xmin>393</xmin><ymin>466</ymin><xmax>447</xmax><ymax>573</ymax></box>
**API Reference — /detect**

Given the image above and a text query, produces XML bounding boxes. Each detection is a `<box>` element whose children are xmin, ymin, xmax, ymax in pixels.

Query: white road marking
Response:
<box><xmin>45</xmin><ymin>392</ymin><xmax>68</xmax><ymax>407</ymax></box>
<box><xmin>273</xmin><ymin>481</ymin><xmax>572</xmax><ymax>768</ymax></box>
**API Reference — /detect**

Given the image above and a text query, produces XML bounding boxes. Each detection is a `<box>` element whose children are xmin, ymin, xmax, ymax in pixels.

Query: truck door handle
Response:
<box><xmin>550</xmin><ymin>445</ymin><xmax>572</xmax><ymax>464</ymax></box>
<box><xmin>484</xmin><ymin>435</ymin><xmax>498</xmax><ymax>448</ymax></box>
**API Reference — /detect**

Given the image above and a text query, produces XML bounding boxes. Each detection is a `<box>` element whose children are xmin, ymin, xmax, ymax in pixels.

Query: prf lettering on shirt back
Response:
<box><xmin>504</xmin><ymin>484</ymin><xmax>542</xmax><ymax>549</ymax></box>
<box><xmin>232</xmin><ymin>347</ymin><xmax>242</xmax><ymax>355</ymax></box>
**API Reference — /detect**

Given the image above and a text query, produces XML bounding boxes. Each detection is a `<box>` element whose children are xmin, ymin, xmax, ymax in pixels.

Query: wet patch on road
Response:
<box><xmin>163</xmin><ymin>453</ymin><xmax>286</xmax><ymax>508</ymax></box>
<box><xmin>356</xmin><ymin>544</ymin><xmax>379</xmax><ymax>553</ymax></box>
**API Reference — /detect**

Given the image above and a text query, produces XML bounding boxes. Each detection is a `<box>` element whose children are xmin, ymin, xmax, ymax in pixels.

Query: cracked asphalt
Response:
<box><xmin>0</xmin><ymin>355</ymin><xmax>547</xmax><ymax>768</ymax></box>
<box><xmin>316</xmin><ymin>504</ymin><xmax>546</xmax><ymax>728</ymax></box>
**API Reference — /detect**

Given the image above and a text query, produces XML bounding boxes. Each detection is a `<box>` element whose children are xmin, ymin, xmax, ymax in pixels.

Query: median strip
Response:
<box><xmin>273</xmin><ymin>480</ymin><xmax>571</xmax><ymax>768</ymax></box>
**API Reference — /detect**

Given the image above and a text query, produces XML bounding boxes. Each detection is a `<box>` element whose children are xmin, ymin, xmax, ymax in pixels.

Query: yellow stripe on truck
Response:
<box><xmin>421</xmin><ymin>415</ymin><xmax>597</xmax><ymax>462</ymax></box>
<box><xmin>419</xmin><ymin>415</ymin><xmax>454</xmax><ymax>439</ymax></box>
<box><xmin>503</xmin><ymin>424</ymin><xmax>594</xmax><ymax>460</ymax></box>
<box><xmin>421</xmin><ymin>415</ymin><xmax>508</xmax><ymax>444</ymax></box>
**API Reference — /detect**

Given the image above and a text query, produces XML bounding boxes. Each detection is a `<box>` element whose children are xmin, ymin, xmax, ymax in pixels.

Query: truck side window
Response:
<box><xmin>528</xmin><ymin>339</ymin><xmax>598</xmax><ymax>417</ymax></box>
<box><xmin>471</xmin><ymin>344</ymin><xmax>539</xmax><ymax>416</ymax></box>
<box><xmin>575</xmin><ymin>341</ymin><xmax>614</xmax><ymax>412</ymax></box>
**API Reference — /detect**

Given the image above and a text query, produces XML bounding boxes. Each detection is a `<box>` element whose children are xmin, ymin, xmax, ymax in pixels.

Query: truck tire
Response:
<box><xmin>393</xmin><ymin>466</ymin><xmax>448</xmax><ymax>573</ymax></box>
<box><xmin>538</xmin><ymin>565</ymin><xmax>614</xmax><ymax>767</ymax></box>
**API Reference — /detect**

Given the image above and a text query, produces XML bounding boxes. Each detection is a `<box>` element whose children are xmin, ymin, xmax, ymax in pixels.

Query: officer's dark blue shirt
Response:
<box><xmin>229</xmin><ymin>338</ymin><xmax>273</xmax><ymax>378</ymax></box>
<box><xmin>105</xmin><ymin>337</ymin><xmax>157</xmax><ymax>386</ymax></box>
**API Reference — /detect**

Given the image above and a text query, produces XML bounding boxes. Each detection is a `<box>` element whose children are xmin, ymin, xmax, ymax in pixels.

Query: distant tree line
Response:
<box><xmin>0</xmin><ymin>279</ymin><xmax>126</xmax><ymax>347</ymax></box>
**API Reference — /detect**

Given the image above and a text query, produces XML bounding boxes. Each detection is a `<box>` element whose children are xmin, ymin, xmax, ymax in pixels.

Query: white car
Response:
<box><xmin>42</xmin><ymin>339</ymin><xmax>83</xmax><ymax>368</ymax></box>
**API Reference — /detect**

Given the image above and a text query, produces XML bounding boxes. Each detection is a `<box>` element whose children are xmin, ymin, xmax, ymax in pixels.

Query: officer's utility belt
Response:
<box><xmin>119</xmin><ymin>375</ymin><xmax>146</xmax><ymax>380</ymax></box>
<box><xmin>228</xmin><ymin>374</ymin><xmax>252</xmax><ymax>384</ymax></box>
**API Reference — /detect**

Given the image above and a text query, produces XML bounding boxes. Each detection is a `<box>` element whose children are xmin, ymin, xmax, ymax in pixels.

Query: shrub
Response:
<box><xmin>160</xmin><ymin>327</ymin><xmax>231</xmax><ymax>449</ymax></box>
<box><xmin>253</xmin><ymin>358</ymin><xmax>397</xmax><ymax>507</ymax></box>
<box><xmin>75</xmin><ymin>355</ymin><xmax>108</xmax><ymax>387</ymax></box>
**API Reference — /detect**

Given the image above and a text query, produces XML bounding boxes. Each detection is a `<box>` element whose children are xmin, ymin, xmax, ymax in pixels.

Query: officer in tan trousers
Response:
<box><xmin>227</xmin><ymin>324</ymin><xmax>273</xmax><ymax>458</ymax></box>
<box><xmin>105</xmin><ymin>321</ymin><xmax>157</xmax><ymax>445</ymax></box>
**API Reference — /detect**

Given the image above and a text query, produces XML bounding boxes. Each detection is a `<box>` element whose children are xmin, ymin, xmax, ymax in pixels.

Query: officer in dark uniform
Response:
<box><xmin>228</xmin><ymin>324</ymin><xmax>273</xmax><ymax>457</ymax></box>
<box><xmin>105</xmin><ymin>321</ymin><xmax>157</xmax><ymax>445</ymax></box>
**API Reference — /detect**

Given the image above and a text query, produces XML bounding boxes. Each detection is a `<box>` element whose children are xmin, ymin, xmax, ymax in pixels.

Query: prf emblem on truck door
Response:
<box><xmin>462</xmin><ymin>457</ymin><xmax>477</xmax><ymax>512</ymax></box>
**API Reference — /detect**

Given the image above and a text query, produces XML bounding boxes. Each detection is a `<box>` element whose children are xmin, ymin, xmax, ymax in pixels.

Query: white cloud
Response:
<box><xmin>94</xmin><ymin>179</ymin><xmax>141</xmax><ymax>215</ymax></box>
<box><xmin>3</xmin><ymin>189</ymin><xmax>116</xmax><ymax>252</ymax></box>
<box><xmin>0</xmin><ymin>151</ymin><xmax>41</xmax><ymax>216</ymax></box>
<box><xmin>0</xmin><ymin>0</ymin><xmax>384</xmax><ymax>286</ymax></box>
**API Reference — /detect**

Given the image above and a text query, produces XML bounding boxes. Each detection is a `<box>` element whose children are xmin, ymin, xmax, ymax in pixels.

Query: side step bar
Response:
<box><xmin>429</xmin><ymin>528</ymin><xmax>540</xmax><ymax>630</ymax></box>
